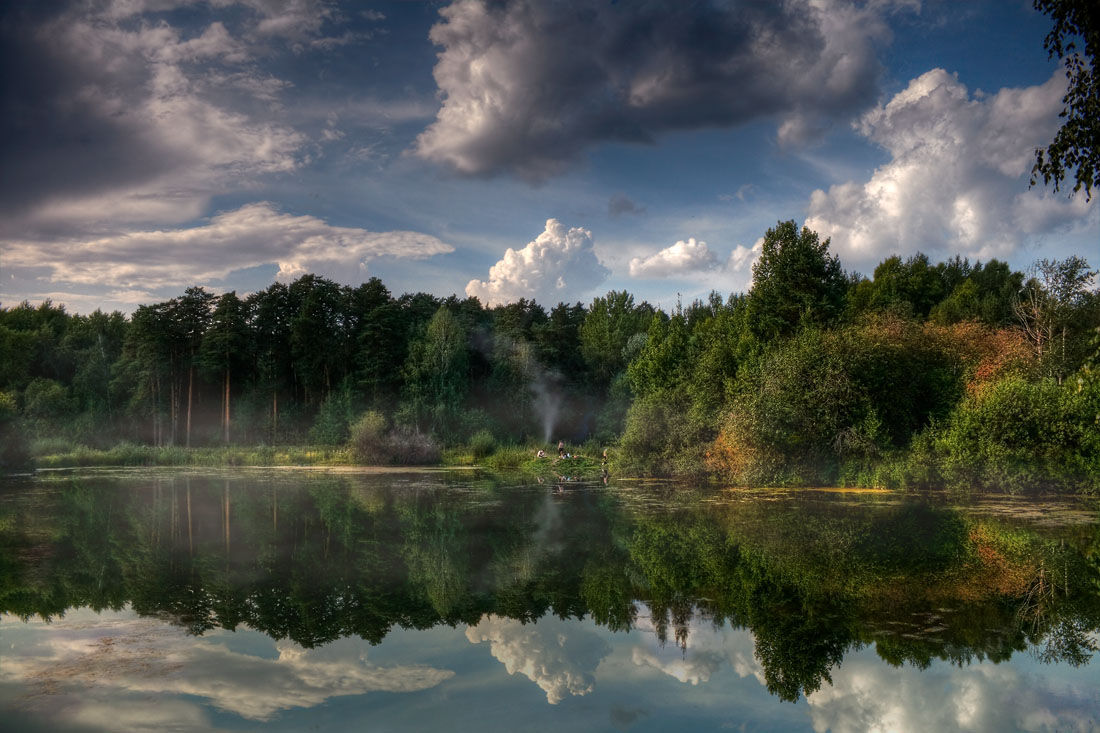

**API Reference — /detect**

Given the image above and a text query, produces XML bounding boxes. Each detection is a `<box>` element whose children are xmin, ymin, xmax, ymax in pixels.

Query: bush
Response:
<box><xmin>386</xmin><ymin>426</ymin><xmax>441</xmax><ymax>465</ymax></box>
<box><xmin>709</xmin><ymin>317</ymin><xmax>969</xmax><ymax>486</ymax></box>
<box><xmin>469</xmin><ymin>429</ymin><xmax>496</xmax><ymax>461</ymax></box>
<box><xmin>309</xmin><ymin>390</ymin><xmax>355</xmax><ymax>445</ymax></box>
<box><xmin>349</xmin><ymin>411</ymin><xmax>441</xmax><ymax>465</ymax></box>
<box><xmin>932</xmin><ymin>376</ymin><xmax>1100</xmax><ymax>493</ymax></box>
<box><xmin>619</xmin><ymin>396</ymin><xmax>709</xmax><ymax>477</ymax></box>
<box><xmin>350</xmin><ymin>411</ymin><xmax>389</xmax><ymax>463</ymax></box>
<box><xmin>23</xmin><ymin>378</ymin><xmax>75</xmax><ymax>420</ymax></box>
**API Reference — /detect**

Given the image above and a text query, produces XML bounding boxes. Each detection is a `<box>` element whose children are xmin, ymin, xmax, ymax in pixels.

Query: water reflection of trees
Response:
<box><xmin>1</xmin><ymin>473</ymin><xmax>1098</xmax><ymax>703</ymax></box>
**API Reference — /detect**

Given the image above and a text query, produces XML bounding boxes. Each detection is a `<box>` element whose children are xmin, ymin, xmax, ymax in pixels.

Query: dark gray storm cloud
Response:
<box><xmin>415</xmin><ymin>0</ymin><xmax>903</xmax><ymax>181</ymax></box>
<box><xmin>0</xmin><ymin>4</ymin><xmax>177</xmax><ymax>227</ymax></box>
<box><xmin>0</xmin><ymin>1</ymin><xmax>318</xmax><ymax>238</ymax></box>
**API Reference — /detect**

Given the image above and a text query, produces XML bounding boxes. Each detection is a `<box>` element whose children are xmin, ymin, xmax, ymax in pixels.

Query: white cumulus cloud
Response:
<box><xmin>727</xmin><ymin>237</ymin><xmax>765</xmax><ymax>274</ymax></box>
<box><xmin>465</xmin><ymin>614</ymin><xmax>611</xmax><ymax>704</ymax></box>
<box><xmin>629</xmin><ymin>238</ymin><xmax>718</xmax><ymax>278</ymax></box>
<box><xmin>804</xmin><ymin>68</ymin><xmax>1097</xmax><ymax>273</ymax></box>
<box><xmin>805</xmin><ymin>650</ymin><xmax>1100</xmax><ymax>733</ymax></box>
<box><xmin>630</xmin><ymin>647</ymin><xmax>725</xmax><ymax>685</ymax></box>
<box><xmin>465</xmin><ymin>219</ymin><xmax>609</xmax><ymax>306</ymax></box>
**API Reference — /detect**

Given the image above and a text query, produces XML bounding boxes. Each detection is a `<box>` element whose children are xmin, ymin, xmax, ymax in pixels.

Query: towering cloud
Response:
<box><xmin>466</xmin><ymin>219</ymin><xmax>609</xmax><ymax>306</ymax></box>
<box><xmin>805</xmin><ymin>69</ymin><xmax>1096</xmax><ymax>272</ymax></box>
<box><xmin>466</xmin><ymin>615</ymin><xmax>611</xmax><ymax>704</ymax></box>
<box><xmin>416</xmin><ymin>0</ymin><xmax>902</xmax><ymax>180</ymax></box>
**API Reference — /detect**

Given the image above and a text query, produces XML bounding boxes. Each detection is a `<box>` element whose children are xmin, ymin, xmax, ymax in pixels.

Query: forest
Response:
<box><xmin>2</xmin><ymin>220</ymin><xmax>1098</xmax><ymax>491</ymax></box>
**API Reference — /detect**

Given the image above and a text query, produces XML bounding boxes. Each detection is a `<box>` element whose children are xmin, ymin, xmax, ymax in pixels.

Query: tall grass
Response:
<box><xmin>33</xmin><ymin>442</ymin><xmax>353</xmax><ymax>468</ymax></box>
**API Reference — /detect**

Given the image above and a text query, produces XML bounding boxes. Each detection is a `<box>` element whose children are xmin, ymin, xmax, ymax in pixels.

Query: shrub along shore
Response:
<box><xmin>3</xmin><ymin>221</ymin><xmax>1098</xmax><ymax>492</ymax></box>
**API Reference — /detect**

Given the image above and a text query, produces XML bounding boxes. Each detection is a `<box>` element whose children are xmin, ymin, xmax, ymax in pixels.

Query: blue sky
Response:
<box><xmin>1</xmin><ymin>0</ymin><xmax>1096</xmax><ymax>314</ymax></box>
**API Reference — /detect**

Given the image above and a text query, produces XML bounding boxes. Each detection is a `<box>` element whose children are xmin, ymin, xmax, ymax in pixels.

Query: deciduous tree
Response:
<box><xmin>1031</xmin><ymin>0</ymin><xmax>1099</xmax><ymax>200</ymax></box>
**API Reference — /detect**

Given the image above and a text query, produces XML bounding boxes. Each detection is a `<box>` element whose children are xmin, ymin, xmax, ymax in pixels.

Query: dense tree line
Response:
<box><xmin>620</xmin><ymin>224</ymin><xmax>1099</xmax><ymax>490</ymax></box>
<box><xmin>2</xmin><ymin>221</ymin><xmax>1098</xmax><ymax>488</ymax></box>
<box><xmin>0</xmin><ymin>272</ymin><xmax>650</xmax><ymax>454</ymax></box>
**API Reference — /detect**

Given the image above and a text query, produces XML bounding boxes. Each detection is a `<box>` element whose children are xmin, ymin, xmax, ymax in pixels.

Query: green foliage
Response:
<box><xmin>0</xmin><ymin>391</ymin><xmax>30</xmax><ymax>469</ymax></box>
<box><xmin>23</xmin><ymin>377</ymin><xmax>76</xmax><ymax>420</ymax></box>
<box><xmin>592</xmin><ymin>372</ymin><xmax>633</xmax><ymax>443</ymax></box>
<box><xmin>309</xmin><ymin>388</ymin><xmax>356</xmax><ymax>445</ymax></box>
<box><xmin>481</xmin><ymin>444</ymin><xmax>534</xmax><ymax>470</ymax></box>
<box><xmin>402</xmin><ymin>306</ymin><xmax>470</xmax><ymax>437</ymax></box>
<box><xmin>484</xmin><ymin>333</ymin><xmax>539</xmax><ymax>438</ymax></box>
<box><xmin>1013</xmin><ymin>256</ymin><xmax>1098</xmax><ymax>381</ymax></box>
<box><xmin>30</xmin><ymin>442</ymin><xmax>356</xmax><ymax>468</ymax></box>
<box><xmin>619</xmin><ymin>397</ymin><xmax>710</xmax><ymax>477</ymax></box>
<box><xmin>349</xmin><ymin>410</ymin><xmax>389</xmax><ymax>463</ymax></box>
<box><xmin>533</xmin><ymin>302</ymin><xmax>587</xmax><ymax>384</ymax></box>
<box><xmin>627</xmin><ymin>313</ymin><xmax>687</xmax><ymax>400</ymax></box>
<box><xmin>928</xmin><ymin>259</ymin><xmax>1022</xmax><ymax>326</ymax></box>
<box><xmin>347</xmin><ymin>410</ymin><xmax>441</xmax><ymax>465</ymax></box>
<box><xmin>469</xmin><ymin>429</ymin><xmax>496</xmax><ymax>461</ymax></box>
<box><xmin>289</xmin><ymin>275</ymin><xmax>346</xmax><ymax>401</ymax></box>
<box><xmin>747</xmin><ymin>221</ymin><xmax>846</xmax><ymax>342</ymax></box>
<box><xmin>847</xmin><ymin>253</ymin><xmax>945</xmax><ymax>319</ymax></box>
<box><xmin>1</xmin><ymin>236</ymin><xmax>1097</xmax><ymax>490</ymax></box>
<box><xmin>932</xmin><ymin>376</ymin><xmax>1100</xmax><ymax>492</ymax></box>
<box><xmin>0</xmin><ymin>323</ymin><xmax>36</xmax><ymax>389</ymax></box>
<box><xmin>713</xmin><ymin>317</ymin><xmax>965</xmax><ymax>486</ymax></box>
<box><xmin>1031</xmin><ymin>0</ymin><xmax>1099</xmax><ymax>200</ymax></box>
<box><xmin>579</xmin><ymin>290</ymin><xmax>653</xmax><ymax>387</ymax></box>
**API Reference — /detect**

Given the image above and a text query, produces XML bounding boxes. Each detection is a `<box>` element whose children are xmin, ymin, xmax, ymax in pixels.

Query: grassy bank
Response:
<box><xmin>32</xmin><ymin>441</ymin><xmax>354</xmax><ymax>469</ymax></box>
<box><xmin>445</xmin><ymin>442</ymin><xmax>609</xmax><ymax>480</ymax></box>
<box><xmin>29</xmin><ymin>438</ymin><xmax>609</xmax><ymax>478</ymax></box>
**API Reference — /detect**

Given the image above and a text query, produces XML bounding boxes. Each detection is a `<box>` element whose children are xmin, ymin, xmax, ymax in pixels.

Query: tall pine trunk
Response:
<box><xmin>186</xmin><ymin>366</ymin><xmax>193</xmax><ymax>448</ymax></box>
<box><xmin>223</xmin><ymin>367</ymin><xmax>230</xmax><ymax>444</ymax></box>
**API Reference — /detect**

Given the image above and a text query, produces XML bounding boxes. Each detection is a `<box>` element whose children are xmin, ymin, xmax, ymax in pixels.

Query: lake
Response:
<box><xmin>1</xmin><ymin>468</ymin><xmax>1099</xmax><ymax>731</ymax></box>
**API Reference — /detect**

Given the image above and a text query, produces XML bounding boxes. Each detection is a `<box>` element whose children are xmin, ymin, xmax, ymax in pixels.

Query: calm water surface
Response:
<box><xmin>1</xmin><ymin>468</ymin><xmax>1099</xmax><ymax>731</ymax></box>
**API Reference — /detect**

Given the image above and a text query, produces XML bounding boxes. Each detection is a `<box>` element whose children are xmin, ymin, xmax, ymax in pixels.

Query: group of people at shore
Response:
<box><xmin>535</xmin><ymin>442</ymin><xmax>611</xmax><ymax>485</ymax></box>
<box><xmin>535</xmin><ymin>440</ymin><xmax>601</xmax><ymax>461</ymax></box>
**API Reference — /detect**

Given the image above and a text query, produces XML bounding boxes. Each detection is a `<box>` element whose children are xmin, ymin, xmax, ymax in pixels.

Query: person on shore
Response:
<box><xmin>557</xmin><ymin>440</ymin><xmax>564</xmax><ymax>458</ymax></box>
<box><xmin>536</xmin><ymin>449</ymin><xmax>547</xmax><ymax>458</ymax></box>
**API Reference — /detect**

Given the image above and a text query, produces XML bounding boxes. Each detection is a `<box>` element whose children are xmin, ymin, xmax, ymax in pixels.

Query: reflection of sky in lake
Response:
<box><xmin>4</xmin><ymin>605</ymin><xmax>1098</xmax><ymax>732</ymax></box>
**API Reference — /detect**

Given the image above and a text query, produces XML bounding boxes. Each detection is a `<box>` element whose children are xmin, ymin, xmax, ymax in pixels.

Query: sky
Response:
<box><xmin>0</xmin><ymin>0</ymin><xmax>1097</xmax><ymax>315</ymax></box>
